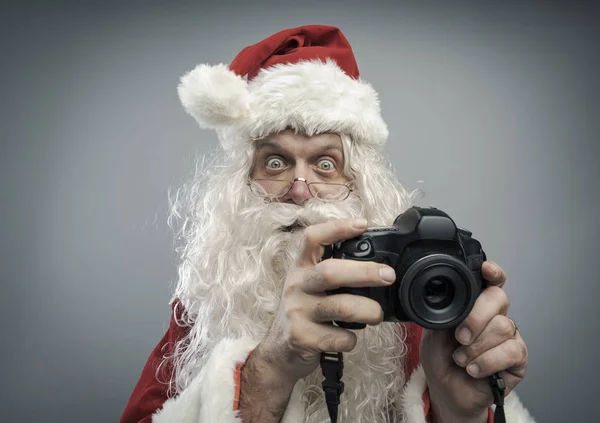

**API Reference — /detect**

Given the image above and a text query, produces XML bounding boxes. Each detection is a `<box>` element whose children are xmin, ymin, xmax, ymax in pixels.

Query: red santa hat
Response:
<box><xmin>177</xmin><ymin>25</ymin><xmax>389</xmax><ymax>148</ymax></box>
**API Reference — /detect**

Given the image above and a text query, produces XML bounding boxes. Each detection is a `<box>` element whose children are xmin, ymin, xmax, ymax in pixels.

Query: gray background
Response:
<box><xmin>1</xmin><ymin>0</ymin><xmax>598</xmax><ymax>421</ymax></box>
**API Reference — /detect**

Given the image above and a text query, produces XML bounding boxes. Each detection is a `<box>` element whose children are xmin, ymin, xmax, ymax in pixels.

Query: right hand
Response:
<box><xmin>253</xmin><ymin>217</ymin><xmax>397</xmax><ymax>383</ymax></box>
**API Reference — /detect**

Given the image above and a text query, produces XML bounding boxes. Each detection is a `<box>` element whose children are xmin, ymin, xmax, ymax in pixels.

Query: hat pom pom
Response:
<box><xmin>177</xmin><ymin>63</ymin><xmax>250</xmax><ymax>129</ymax></box>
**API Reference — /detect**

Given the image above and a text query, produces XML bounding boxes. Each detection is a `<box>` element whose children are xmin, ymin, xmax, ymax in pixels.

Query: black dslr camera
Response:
<box><xmin>324</xmin><ymin>206</ymin><xmax>487</xmax><ymax>330</ymax></box>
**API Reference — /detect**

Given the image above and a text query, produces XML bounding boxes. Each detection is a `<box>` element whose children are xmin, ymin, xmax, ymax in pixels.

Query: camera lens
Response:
<box><xmin>423</xmin><ymin>277</ymin><xmax>454</xmax><ymax>309</ymax></box>
<box><xmin>399</xmin><ymin>254</ymin><xmax>481</xmax><ymax>329</ymax></box>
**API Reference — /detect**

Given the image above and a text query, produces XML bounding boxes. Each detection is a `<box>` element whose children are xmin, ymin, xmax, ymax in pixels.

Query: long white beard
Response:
<box><xmin>169</xmin><ymin>190</ymin><xmax>408</xmax><ymax>423</ymax></box>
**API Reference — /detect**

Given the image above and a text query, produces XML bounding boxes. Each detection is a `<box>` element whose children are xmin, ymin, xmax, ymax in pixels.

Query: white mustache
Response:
<box><xmin>239</xmin><ymin>193</ymin><xmax>365</xmax><ymax>234</ymax></box>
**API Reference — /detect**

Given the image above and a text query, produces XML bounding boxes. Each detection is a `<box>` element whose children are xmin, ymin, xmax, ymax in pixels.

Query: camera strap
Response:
<box><xmin>320</xmin><ymin>352</ymin><xmax>344</xmax><ymax>423</ymax></box>
<box><xmin>320</xmin><ymin>354</ymin><xmax>507</xmax><ymax>423</ymax></box>
<box><xmin>490</xmin><ymin>372</ymin><xmax>506</xmax><ymax>423</ymax></box>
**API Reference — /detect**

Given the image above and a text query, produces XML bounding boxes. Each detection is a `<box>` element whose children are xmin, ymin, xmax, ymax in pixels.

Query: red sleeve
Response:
<box><xmin>119</xmin><ymin>302</ymin><xmax>190</xmax><ymax>423</ymax></box>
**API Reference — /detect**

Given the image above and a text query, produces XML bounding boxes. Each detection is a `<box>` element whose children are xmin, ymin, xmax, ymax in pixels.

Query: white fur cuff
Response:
<box><xmin>151</xmin><ymin>336</ymin><xmax>308</xmax><ymax>423</ymax></box>
<box><xmin>152</xmin><ymin>336</ymin><xmax>259</xmax><ymax>423</ymax></box>
<box><xmin>397</xmin><ymin>364</ymin><xmax>536</xmax><ymax>423</ymax></box>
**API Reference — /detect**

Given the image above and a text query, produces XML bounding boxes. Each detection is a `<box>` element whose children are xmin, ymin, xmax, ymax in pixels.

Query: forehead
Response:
<box><xmin>255</xmin><ymin>130</ymin><xmax>343</xmax><ymax>155</ymax></box>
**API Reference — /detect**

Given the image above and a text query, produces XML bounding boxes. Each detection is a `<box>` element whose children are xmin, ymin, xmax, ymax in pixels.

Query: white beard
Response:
<box><xmin>169</xmin><ymin>191</ymin><xmax>408</xmax><ymax>423</ymax></box>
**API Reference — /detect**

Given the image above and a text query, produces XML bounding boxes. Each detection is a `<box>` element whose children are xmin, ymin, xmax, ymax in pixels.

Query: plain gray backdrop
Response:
<box><xmin>1</xmin><ymin>0</ymin><xmax>598</xmax><ymax>422</ymax></box>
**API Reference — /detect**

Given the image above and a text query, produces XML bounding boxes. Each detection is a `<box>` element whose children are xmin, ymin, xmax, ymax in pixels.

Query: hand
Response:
<box><xmin>419</xmin><ymin>261</ymin><xmax>528</xmax><ymax>423</ymax></box>
<box><xmin>239</xmin><ymin>217</ymin><xmax>395</xmax><ymax>422</ymax></box>
<box><xmin>252</xmin><ymin>217</ymin><xmax>396</xmax><ymax>383</ymax></box>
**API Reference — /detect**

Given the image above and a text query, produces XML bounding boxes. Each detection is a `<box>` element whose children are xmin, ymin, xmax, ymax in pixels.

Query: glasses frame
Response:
<box><xmin>247</xmin><ymin>177</ymin><xmax>355</xmax><ymax>202</ymax></box>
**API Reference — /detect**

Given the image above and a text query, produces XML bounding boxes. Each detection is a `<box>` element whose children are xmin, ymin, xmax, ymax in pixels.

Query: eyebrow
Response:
<box><xmin>256</xmin><ymin>140</ymin><xmax>343</xmax><ymax>154</ymax></box>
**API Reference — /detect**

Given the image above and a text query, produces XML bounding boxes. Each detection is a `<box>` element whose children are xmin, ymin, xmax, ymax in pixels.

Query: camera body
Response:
<box><xmin>324</xmin><ymin>206</ymin><xmax>487</xmax><ymax>330</ymax></box>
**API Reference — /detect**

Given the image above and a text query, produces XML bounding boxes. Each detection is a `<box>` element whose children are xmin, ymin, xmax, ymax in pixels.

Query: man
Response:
<box><xmin>120</xmin><ymin>25</ymin><xmax>534</xmax><ymax>423</ymax></box>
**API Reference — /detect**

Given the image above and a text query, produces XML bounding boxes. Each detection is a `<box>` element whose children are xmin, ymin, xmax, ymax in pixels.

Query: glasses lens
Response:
<box><xmin>309</xmin><ymin>183</ymin><xmax>350</xmax><ymax>201</ymax></box>
<box><xmin>249</xmin><ymin>180</ymin><xmax>291</xmax><ymax>198</ymax></box>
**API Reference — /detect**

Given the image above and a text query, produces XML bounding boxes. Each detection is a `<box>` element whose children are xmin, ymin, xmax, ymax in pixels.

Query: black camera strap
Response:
<box><xmin>320</xmin><ymin>354</ymin><xmax>507</xmax><ymax>423</ymax></box>
<box><xmin>490</xmin><ymin>372</ymin><xmax>506</xmax><ymax>423</ymax></box>
<box><xmin>320</xmin><ymin>352</ymin><xmax>344</xmax><ymax>423</ymax></box>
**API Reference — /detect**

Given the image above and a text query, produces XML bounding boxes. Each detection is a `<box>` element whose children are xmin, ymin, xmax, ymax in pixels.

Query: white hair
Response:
<box><xmin>161</xmin><ymin>133</ymin><xmax>421</xmax><ymax>422</ymax></box>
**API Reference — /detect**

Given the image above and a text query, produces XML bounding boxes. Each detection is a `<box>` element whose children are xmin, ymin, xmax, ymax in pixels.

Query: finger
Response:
<box><xmin>454</xmin><ymin>286</ymin><xmax>509</xmax><ymax>346</ymax></box>
<box><xmin>298</xmin><ymin>217</ymin><xmax>368</xmax><ymax>266</ymax></box>
<box><xmin>302</xmin><ymin>258</ymin><xmax>395</xmax><ymax>293</ymax></box>
<box><xmin>462</xmin><ymin>334</ymin><xmax>528</xmax><ymax>379</ymax></box>
<box><xmin>312</xmin><ymin>294</ymin><xmax>384</xmax><ymax>325</ymax></box>
<box><xmin>482</xmin><ymin>261</ymin><xmax>507</xmax><ymax>287</ymax></box>
<box><xmin>289</xmin><ymin>320</ymin><xmax>358</xmax><ymax>353</ymax></box>
<box><xmin>452</xmin><ymin>315</ymin><xmax>516</xmax><ymax>368</ymax></box>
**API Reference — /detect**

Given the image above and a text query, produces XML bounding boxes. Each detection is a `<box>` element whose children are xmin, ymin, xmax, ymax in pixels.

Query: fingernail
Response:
<box><xmin>379</xmin><ymin>267</ymin><xmax>396</xmax><ymax>283</ymax></box>
<box><xmin>467</xmin><ymin>363</ymin><xmax>479</xmax><ymax>377</ymax></box>
<box><xmin>453</xmin><ymin>350</ymin><xmax>467</xmax><ymax>367</ymax></box>
<box><xmin>352</xmin><ymin>218</ymin><xmax>368</xmax><ymax>229</ymax></box>
<box><xmin>456</xmin><ymin>328</ymin><xmax>472</xmax><ymax>345</ymax></box>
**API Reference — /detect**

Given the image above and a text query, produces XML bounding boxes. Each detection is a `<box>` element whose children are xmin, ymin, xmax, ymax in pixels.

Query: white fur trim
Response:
<box><xmin>398</xmin><ymin>364</ymin><xmax>536</xmax><ymax>423</ymax></box>
<box><xmin>177</xmin><ymin>59</ymin><xmax>388</xmax><ymax>148</ymax></box>
<box><xmin>398</xmin><ymin>364</ymin><xmax>429</xmax><ymax>423</ymax></box>
<box><xmin>177</xmin><ymin>63</ymin><xmax>251</xmax><ymax>129</ymax></box>
<box><xmin>151</xmin><ymin>336</ymin><xmax>307</xmax><ymax>423</ymax></box>
<box><xmin>244</xmin><ymin>60</ymin><xmax>388</xmax><ymax>146</ymax></box>
<box><xmin>281</xmin><ymin>379</ymin><xmax>307</xmax><ymax>423</ymax></box>
<box><xmin>493</xmin><ymin>390</ymin><xmax>537</xmax><ymax>423</ymax></box>
<box><xmin>152</xmin><ymin>336</ymin><xmax>258</xmax><ymax>423</ymax></box>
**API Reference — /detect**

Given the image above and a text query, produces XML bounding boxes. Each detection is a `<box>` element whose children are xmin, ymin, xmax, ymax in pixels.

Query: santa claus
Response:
<box><xmin>120</xmin><ymin>25</ymin><xmax>535</xmax><ymax>423</ymax></box>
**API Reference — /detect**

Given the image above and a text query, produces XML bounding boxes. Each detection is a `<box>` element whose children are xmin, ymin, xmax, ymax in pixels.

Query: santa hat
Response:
<box><xmin>177</xmin><ymin>25</ymin><xmax>389</xmax><ymax>149</ymax></box>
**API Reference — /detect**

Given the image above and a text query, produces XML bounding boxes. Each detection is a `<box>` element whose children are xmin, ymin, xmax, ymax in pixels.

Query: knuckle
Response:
<box><xmin>287</xmin><ymin>336</ymin><xmax>302</xmax><ymax>352</ymax></box>
<box><xmin>461</xmin><ymin>346</ymin><xmax>475</xmax><ymax>362</ymax></box>
<box><xmin>475</xmin><ymin>355</ymin><xmax>492</xmax><ymax>373</ymax></box>
<box><xmin>287</xmin><ymin>325</ymin><xmax>306</xmax><ymax>348</ymax></box>
<box><xmin>282</xmin><ymin>280</ymin><xmax>301</xmax><ymax>298</ymax></box>
<box><xmin>319</xmin><ymin>262</ymin><xmax>336</xmax><ymax>283</ymax></box>
<box><xmin>506</xmin><ymin>340</ymin><xmax>523</xmax><ymax>363</ymax></box>
<box><xmin>336</xmin><ymin>298</ymin><xmax>357</xmax><ymax>321</ymax></box>
<box><xmin>464</xmin><ymin>310</ymin><xmax>484</xmax><ymax>332</ymax></box>
<box><xmin>302</xmin><ymin>226</ymin><xmax>318</xmax><ymax>245</ymax></box>
<box><xmin>519</xmin><ymin>341</ymin><xmax>529</xmax><ymax>363</ymax></box>
<box><xmin>303</xmin><ymin>224</ymin><xmax>316</xmax><ymax>239</ymax></box>
<box><xmin>283</xmin><ymin>303</ymin><xmax>304</xmax><ymax>321</ymax></box>
<box><xmin>318</xmin><ymin>332</ymin><xmax>337</xmax><ymax>351</ymax></box>
<box><xmin>496</xmin><ymin>316</ymin><xmax>515</xmax><ymax>338</ymax></box>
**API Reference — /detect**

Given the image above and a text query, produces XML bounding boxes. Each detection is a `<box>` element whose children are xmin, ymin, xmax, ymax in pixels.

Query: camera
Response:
<box><xmin>323</xmin><ymin>206</ymin><xmax>488</xmax><ymax>330</ymax></box>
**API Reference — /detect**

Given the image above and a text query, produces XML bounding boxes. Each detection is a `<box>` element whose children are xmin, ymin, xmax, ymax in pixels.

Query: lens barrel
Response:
<box><xmin>399</xmin><ymin>254</ymin><xmax>479</xmax><ymax>329</ymax></box>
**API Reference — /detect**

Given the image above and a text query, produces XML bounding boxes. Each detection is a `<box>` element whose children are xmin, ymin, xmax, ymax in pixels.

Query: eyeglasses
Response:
<box><xmin>247</xmin><ymin>177</ymin><xmax>355</xmax><ymax>202</ymax></box>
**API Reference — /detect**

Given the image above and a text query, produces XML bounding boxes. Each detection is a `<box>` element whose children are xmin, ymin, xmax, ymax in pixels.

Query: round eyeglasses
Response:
<box><xmin>247</xmin><ymin>177</ymin><xmax>354</xmax><ymax>202</ymax></box>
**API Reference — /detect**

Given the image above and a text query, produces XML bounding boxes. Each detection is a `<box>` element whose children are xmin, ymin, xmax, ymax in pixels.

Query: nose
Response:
<box><xmin>286</xmin><ymin>177</ymin><xmax>313</xmax><ymax>205</ymax></box>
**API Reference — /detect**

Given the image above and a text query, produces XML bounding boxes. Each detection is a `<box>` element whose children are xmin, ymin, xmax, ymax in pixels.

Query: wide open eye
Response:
<box><xmin>266</xmin><ymin>157</ymin><xmax>286</xmax><ymax>170</ymax></box>
<box><xmin>317</xmin><ymin>159</ymin><xmax>336</xmax><ymax>172</ymax></box>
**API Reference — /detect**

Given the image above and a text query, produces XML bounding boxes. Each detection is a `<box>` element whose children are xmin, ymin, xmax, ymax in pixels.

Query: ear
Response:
<box><xmin>177</xmin><ymin>63</ymin><xmax>251</xmax><ymax>129</ymax></box>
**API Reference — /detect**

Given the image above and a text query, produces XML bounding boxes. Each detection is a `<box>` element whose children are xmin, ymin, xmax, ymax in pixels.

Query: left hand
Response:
<box><xmin>419</xmin><ymin>261</ymin><xmax>528</xmax><ymax>423</ymax></box>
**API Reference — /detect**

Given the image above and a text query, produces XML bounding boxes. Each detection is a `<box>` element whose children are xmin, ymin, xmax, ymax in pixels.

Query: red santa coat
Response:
<box><xmin>119</xmin><ymin>301</ymin><xmax>532</xmax><ymax>423</ymax></box>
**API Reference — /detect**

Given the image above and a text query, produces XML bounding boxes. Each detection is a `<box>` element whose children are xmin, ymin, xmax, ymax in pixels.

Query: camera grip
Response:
<box><xmin>335</xmin><ymin>321</ymin><xmax>367</xmax><ymax>330</ymax></box>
